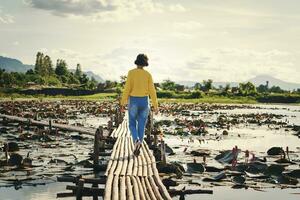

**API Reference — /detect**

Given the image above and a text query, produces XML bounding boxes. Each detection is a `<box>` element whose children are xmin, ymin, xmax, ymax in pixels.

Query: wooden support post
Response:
<box><xmin>150</xmin><ymin>110</ymin><xmax>153</xmax><ymax>131</ymax></box>
<box><xmin>154</xmin><ymin>132</ymin><xmax>158</xmax><ymax>146</ymax></box>
<box><xmin>65</xmin><ymin>185</ymin><xmax>104</xmax><ymax>197</ymax></box>
<box><xmin>76</xmin><ymin>179</ymin><xmax>84</xmax><ymax>200</ymax></box>
<box><xmin>57</xmin><ymin>176</ymin><xmax>106</xmax><ymax>184</ymax></box>
<box><xmin>110</xmin><ymin>113</ymin><xmax>114</xmax><ymax>123</ymax></box>
<box><xmin>92</xmin><ymin>180</ymin><xmax>99</xmax><ymax>200</ymax></box>
<box><xmin>98</xmin><ymin>126</ymin><xmax>105</xmax><ymax>152</ymax></box>
<box><xmin>2</xmin><ymin>117</ymin><xmax>8</xmax><ymax>125</ymax></box>
<box><xmin>161</xmin><ymin>140</ymin><xmax>166</xmax><ymax>165</ymax></box>
<box><xmin>168</xmin><ymin>188</ymin><xmax>213</xmax><ymax>195</ymax></box>
<box><xmin>27</xmin><ymin>119</ymin><xmax>31</xmax><ymax>129</ymax></box>
<box><xmin>146</xmin><ymin>110</ymin><xmax>153</xmax><ymax>144</ymax></box>
<box><xmin>5</xmin><ymin>142</ymin><xmax>8</xmax><ymax>165</ymax></box>
<box><xmin>119</xmin><ymin>106</ymin><xmax>124</xmax><ymax>123</ymax></box>
<box><xmin>94</xmin><ymin>128</ymin><xmax>100</xmax><ymax>166</ymax></box>
<box><xmin>117</xmin><ymin>107</ymin><xmax>121</xmax><ymax>126</ymax></box>
<box><xmin>57</xmin><ymin>192</ymin><xmax>74</xmax><ymax>198</ymax></box>
<box><xmin>12</xmin><ymin>100</ymin><xmax>15</xmax><ymax>116</ymax></box>
<box><xmin>114</xmin><ymin>108</ymin><xmax>118</xmax><ymax>127</ymax></box>
<box><xmin>34</xmin><ymin>113</ymin><xmax>39</xmax><ymax>121</ymax></box>
<box><xmin>55</xmin><ymin>128</ymin><xmax>59</xmax><ymax>138</ymax></box>
<box><xmin>108</xmin><ymin>115</ymin><xmax>113</xmax><ymax>134</ymax></box>
<box><xmin>116</xmin><ymin>106</ymin><xmax>122</xmax><ymax>126</ymax></box>
<box><xmin>49</xmin><ymin>120</ymin><xmax>52</xmax><ymax>131</ymax></box>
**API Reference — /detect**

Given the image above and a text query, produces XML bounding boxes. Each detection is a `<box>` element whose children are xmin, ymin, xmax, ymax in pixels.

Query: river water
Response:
<box><xmin>163</xmin><ymin>104</ymin><xmax>300</xmax><ymax>200</ymax></box>
<box><xmin>0</xmin><ymin>103</ymin><xmax>299</xmax><ymax>200</ymax></box>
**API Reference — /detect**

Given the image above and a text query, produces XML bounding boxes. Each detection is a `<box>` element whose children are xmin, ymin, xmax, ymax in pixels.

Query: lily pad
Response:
<box><xmin>267</xmin><ymin>147</ymin><xmax>284</xmax><ymax>156</ymax></box>
<box><xmin>245</xmin><ymin>171</ymin><xmax>267</xmax><ymax>179</ymax></box>
<box><xmin>284</xmin><ymin>169</ymin><xmax>300</xmax><ymax>179</ymax></box>
<box><xmin>205</xmin><ymin>166</ymin><xmax>224</xmax><ymax>172</ymax></box>
<box><xmin>190</xmin><ymin>150</ymin><xmax>210</xmax><ymax>157</ymax></box>
<box><xmin>186</xmin><ymin>163</ymin><xmax>205</xmax><ymax>173</ymax></box>
<box><xmin>215</xmin><ymin>150</ymin><xmax>240</xmax><ymax>164</ymax></box>
<box><xmin>232</xmin><ymin>176</ymin><xmax>246</xmax><ymax>185</ymax></box>
<box><xmin>264</xmin><ymin>164</ymin><xmax>285</xmax><ymax>176</ymax></box>
<box><xmin>203</xmin><ymin>171</ymin><xmax>227</xmax><ymax>182</ymax></box>
<box><xmin>277</xmin><ymin>175</ymin><xmax>299</xmax><ymax>185</ymax></box>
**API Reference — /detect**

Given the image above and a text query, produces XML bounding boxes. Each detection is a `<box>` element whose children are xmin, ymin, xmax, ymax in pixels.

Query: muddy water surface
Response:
<box><xmin>158</xmin><ymin>104</ymin><xmax>300</xmax><ymax>200</ymax></box>
<box><xmin>0</xmin><ymin>102</ymin><xmax>300</xmax><ymax>200</ymax></box>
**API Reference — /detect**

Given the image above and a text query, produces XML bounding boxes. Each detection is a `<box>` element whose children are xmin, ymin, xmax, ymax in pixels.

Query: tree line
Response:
<box><xmin>157</xmin><ymin>79</ymin><xmax>300</xmax><ymax>96</ymax></box>
<box><xmin>0</xmin><ymin>52</ymin><xmax>97</xmax><ymax>89</ymax></box>
<box><xmin>1</xmin><ymin>52</ymin><xmax>299</xmax><ymax>97</ymax></box>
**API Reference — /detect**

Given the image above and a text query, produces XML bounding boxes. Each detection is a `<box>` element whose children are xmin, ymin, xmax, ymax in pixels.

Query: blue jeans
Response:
<box><xmin>128</xmin><ymin>96</ymin><xmax>150</xmax><ymax>143</ymax></box>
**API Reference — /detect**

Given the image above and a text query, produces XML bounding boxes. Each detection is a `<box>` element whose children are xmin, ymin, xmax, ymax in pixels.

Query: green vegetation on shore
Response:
<box><xmin>1</xmin><ymin>92</ymin><xmax>300</xmax><ymax>105</ymax></box>
<box><xmin>0</xmin><ymin>52</ymin><xmax>98</xmax><ymax>90</ymax></box>
<box><xmin>159</xmin><ymin>95</ymin><xmax>257</xmax><ymax>104</ymax></box>
<box><xmin>0</xmin><ymin>92</ymin><xmax>117</xmax><ymax>101</ymax></box>
<box><xmin>1</xmin><ymin>78</ymin><xmax>300</xmax><ymax>104</ymax></box>
<box><xmin>1</xmin><ymin>52</ymin><xmax>300</xmax><ymax>104</ymax></box>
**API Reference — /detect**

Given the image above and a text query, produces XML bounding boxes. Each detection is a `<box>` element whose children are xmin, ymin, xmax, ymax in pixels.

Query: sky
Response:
<box><xmin>0</xmin><ymin>0</ymin><xmax>299</xmax><ymax>83</ymax></box>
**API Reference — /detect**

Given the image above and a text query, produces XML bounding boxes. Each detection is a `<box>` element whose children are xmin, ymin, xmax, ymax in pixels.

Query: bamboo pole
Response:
<box><xmin>5</xmin><ymin>142</ymin><xmax>8</xmax><ymax>165</ymax></box>
<box><xmin>94</xmin><ymin>127</ymin><xmax>101</xmax><ymax>166</ymax></box>
<box><xmin>76</xmin><ymin>179</ymin><xmax>84</xmax><ymax>200</ymax></box>
<box><xmin>49</xmin><ymin>120</ymin><xmax>52</xmax><ymax>131</ymax></box>
<box><xmin>161</xmin><ymin>140</ymin><xmax>166</xmax><ymax>165</ymax></box>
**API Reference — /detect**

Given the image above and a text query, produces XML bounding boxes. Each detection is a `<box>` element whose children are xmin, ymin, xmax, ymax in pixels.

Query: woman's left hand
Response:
<box><xmin>153</xmin><ymin>108</ymin><xmax>159</xmax><ymax>115</ymax></box>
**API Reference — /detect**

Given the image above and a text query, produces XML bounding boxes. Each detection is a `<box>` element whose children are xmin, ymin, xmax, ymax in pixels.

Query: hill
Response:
<box><xmin>179</xmin><ymin>75</ymin><xmax>300</xmax><ymax>91</ymax></box>
<box><xmin>0</xmin><ymin>55</ymin><xmax>104</xmax><ymax>82</ymax></box>
<box><xmin>248</xmin><ymin>75</ymin><xmax>300</xmax><ymax>91</ymax></box>
<box><xmin>70</xmin><ymin>69</ymin><xmax>104</xmax><ymax>83</ymax></box>
<box><xmin>0</xmin><ymin>56</ymin><xmax>33</xmax><ymax>72</ymax></box>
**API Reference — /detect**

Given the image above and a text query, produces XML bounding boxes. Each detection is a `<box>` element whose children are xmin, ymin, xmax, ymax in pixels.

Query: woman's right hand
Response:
<box><xmin>120</xmin><ymin>106</ymin><xmax>125</xmax><ymax>113</ymax></box>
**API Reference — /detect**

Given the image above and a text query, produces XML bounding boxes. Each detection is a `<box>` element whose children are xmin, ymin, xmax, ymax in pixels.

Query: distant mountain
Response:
<box><xmin>178</xmin><ymin>80</ymin><xmax>240</xmax><ymax>88</ymax></box>
<box><xmin>213</xmin><ymin>81</ymin><xmax>240</xmax><ymax>88</ymax></box>
<box><xmin>83</xmin><ymin>71</ymin><xmax>104</xmax><ymax>83</ymax></box>
<box><xmin>1</xmin><ymin>55</ymin><xmax>298</xmax><ymax>90</ymax></box>
<box><xmin>69</xmin><ymin>69</ymin><xmax>104</xmax><ymax>83</ymax></box>
<box><xmin>178</xmin><ymin>75</ymin><xmax>300</xmax><ymax>91</ymax></box>
<box><xmin>0</xmin><ymin>56</ymin><xmax>33</xmax><ymax>72</ymax></box>
<box><xmin>0</xmin><ymin>55</ymin><xmax>105</xmax><ymax>83</ymax></box>
<box><xmin>177</xmin><ymin>81</ymin><xmax>197</xmax><ymax>87</ymax></box>
<box><xmin>248</xmin><ymin>75</ymin><xmax>300</xmax><ymax>91</ymax></box>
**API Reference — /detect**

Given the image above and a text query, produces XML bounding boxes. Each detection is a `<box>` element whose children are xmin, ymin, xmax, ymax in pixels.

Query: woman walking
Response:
<box><xmin>120</xmin><ymin>54</ymin><xmax>158</xmax><ymax>156</ymax></box>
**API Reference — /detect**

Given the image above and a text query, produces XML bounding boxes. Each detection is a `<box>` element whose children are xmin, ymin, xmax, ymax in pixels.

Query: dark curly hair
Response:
<box><xmin>134</xmin><ymin>54</ymin><xmax>149</xmax><ymax>66</ymax></box>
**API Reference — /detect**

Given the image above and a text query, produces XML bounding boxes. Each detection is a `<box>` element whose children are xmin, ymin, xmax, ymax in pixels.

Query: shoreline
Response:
<box><xmin>0</xmin><ymin>93</ymin><xmax>299</xmax><ymax>106</ymax></box>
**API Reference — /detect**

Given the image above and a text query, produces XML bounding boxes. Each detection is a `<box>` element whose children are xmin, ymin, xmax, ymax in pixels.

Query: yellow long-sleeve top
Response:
<box><xmin>120</xmin><ymin>68</ymin><xmax>158</xmax><ymax>109</ymax></box>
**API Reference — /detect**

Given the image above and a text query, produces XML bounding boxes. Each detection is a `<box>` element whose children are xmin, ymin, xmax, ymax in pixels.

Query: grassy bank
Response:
<box><xmin>159</xmin><ymin>96</ymin><xmax>257</xmax><ymax>104</ymax></box>
<box><xmin>0</xmin><ymin>92</ymin><xmax>117</xmax><ymax>101</ymax></box>
<box><xmin>0</xmin><ymin>91</ymin><xmax>299</xmax><ymax>105</ymax></box>
<box><xmin>0</xmin><ymin>92</ymin><xmax>260</xmax><ymax>104</ymax></box>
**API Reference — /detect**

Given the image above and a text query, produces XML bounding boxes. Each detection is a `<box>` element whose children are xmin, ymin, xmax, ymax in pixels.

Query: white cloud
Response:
<box><xmin>44</xmin><ymin>48</ymin><xmax>124</xmax><ymax>80</ymax></box>
<box><xmin>169</xmin><ymin>4</ymin><xmax>186</xmax><ymax>12</ymax></box>
<box><xmin>26</xmin><ymin>0</ymin><xmax>178</xmax><ymax>22</ymax></box>
<box><xmin>12</xmin><ymin>41</ymin><xmax>20</xmax><ymax>46</ymax></box>
<box><xmin>43</xmin><ymin>46</ymin><xmax>172</xmax><ymax>81</ymax></box>
<box><xmin>15</xmin><ymin>45</ymin><xmax>300</xmax><ymax>84</ymax></box>
<box><xmin>0</xmin><ymin>53</ymin><xmax>8</xmax><ymax>57</ymax></box>
<box><xmin>170</xmin><ymin>32</ymin><xmax>194</xmax><ymax>39</ymax></box>
<box><xmin>0</xmin><ymin>9</ymin><xmax>15</xmax><ymax>24</ymax></box>
<box><xmin>2</xmin><ymin>0</ymin><xmax>300</xmax><ymax>85</ymax></box>
<box><xmin>26</xmin><ymin>0</ymin><xmax>114</xmax><ymax>16</ymax></box>
<box><xmin>183</xmin><ymin>48</ymin><xmax>300</xmax><ymax>83</ymax></box>
<box><xmin>173</xmin><ymin>21</ymin><xmax>203</xmax><ymax>31</ymax></box>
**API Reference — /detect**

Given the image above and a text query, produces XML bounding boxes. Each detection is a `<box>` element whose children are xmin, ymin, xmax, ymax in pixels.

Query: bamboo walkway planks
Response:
<box><xmin>1</xmin><ymin>113</ymin><xmax>172</xmax><ymax>199</ymax></box>
<box><xmin>104</xmin><ymin>119</ymin><xmax>172</xmax><ymax>200</ymax></box>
